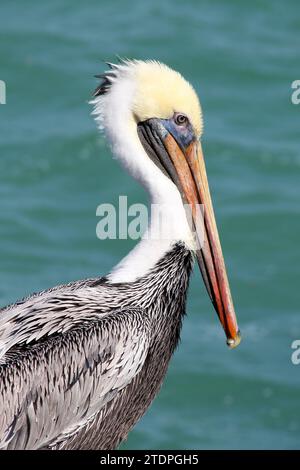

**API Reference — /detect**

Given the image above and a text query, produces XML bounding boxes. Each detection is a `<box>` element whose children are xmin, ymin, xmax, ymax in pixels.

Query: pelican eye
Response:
<box><xmin>174</xmin><ymin>113</ymin><xmax>188</xmax><ymax>126</ymax></box>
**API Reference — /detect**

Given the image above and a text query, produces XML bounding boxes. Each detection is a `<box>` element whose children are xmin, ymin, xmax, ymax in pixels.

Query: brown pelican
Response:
<box><xmin>0</xmin><ymin>60</ymin><xmax>241</xmax><ymax>450</ymax></box>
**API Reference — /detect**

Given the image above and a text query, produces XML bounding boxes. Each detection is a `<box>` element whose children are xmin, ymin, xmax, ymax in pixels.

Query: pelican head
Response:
<box><xmin>91</xmin><ymin>59</ymin><xmax>241</xmax><ymax>349</ymax></box>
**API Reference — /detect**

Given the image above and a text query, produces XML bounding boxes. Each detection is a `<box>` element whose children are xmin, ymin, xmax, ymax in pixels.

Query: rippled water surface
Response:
<box><xmin>0</xmin><ymin>0</ymin><xmax>299</xmax><ymax>449</ymax></box>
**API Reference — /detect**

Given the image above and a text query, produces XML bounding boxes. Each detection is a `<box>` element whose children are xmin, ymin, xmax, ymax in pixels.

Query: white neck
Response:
<box><xmin>91</xmin><ymin>73</ymin><xmax>194</xmax><ymax>283</ymax></box>
<box><xmin>108</xmin><ymin>195</ymin><xmax>194</xmax><ymax>283</ymax></box>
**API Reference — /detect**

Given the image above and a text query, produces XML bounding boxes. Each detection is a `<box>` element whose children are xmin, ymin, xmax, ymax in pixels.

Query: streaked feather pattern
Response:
<box><xmin>0</xmin><ymin>243</ymin><xmax>193</xmax><ymax>449</ymax></box>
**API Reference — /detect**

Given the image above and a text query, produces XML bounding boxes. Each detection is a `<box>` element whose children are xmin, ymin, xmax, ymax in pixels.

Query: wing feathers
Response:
<box><xmin>0</xmin><ymin>309</ymin><xmax>150</xmax><ymax>449</ymax></box>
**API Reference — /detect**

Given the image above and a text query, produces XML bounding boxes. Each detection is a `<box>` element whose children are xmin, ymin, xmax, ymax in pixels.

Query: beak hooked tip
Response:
<box><xmin>226</xmin><ymin>330</ymin><xmax>242</xmax><ymax>349</ymax></box>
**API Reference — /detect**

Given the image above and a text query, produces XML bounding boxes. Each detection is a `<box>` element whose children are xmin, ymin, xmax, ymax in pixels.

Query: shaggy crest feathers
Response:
<box><xmin>91</xmin><ymin>59</ymin><xmax>203</xmax><ymax>137</ymax></box>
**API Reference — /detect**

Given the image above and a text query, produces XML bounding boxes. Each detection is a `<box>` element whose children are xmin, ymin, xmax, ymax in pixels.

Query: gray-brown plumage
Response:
<box><xmin>0</xmin><ymin>244</ymin><xmax>192</xmax><ymax>449</ymax></box>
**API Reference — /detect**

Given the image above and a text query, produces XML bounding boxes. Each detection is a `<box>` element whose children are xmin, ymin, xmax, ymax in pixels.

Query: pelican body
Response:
<box><xmin>0</xmin><ymin>60</ymin><xmax>240</xmax><ymax>450</ymax></box>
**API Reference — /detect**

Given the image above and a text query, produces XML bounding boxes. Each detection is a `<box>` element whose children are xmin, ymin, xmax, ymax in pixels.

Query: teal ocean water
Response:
<box><xmin>0</xmin><ymin>0</ymin><xmax>299</xmax><ymax>449</ymax></box>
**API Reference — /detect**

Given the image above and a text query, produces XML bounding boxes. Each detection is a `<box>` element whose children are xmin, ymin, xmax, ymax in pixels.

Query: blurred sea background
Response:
<box><xmin>0</xmin><ymin>0</ymin><xmax>299</xmax><ymax>449</ymax></box>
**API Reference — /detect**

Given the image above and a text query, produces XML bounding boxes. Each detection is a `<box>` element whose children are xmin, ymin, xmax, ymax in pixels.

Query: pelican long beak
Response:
<box><xmin>137</xmin><ymin>119</ymin><xmax>241</xmax><ymax>348</ymax></box>
<box><xmin>164</xmin><ymin>135</ymin><xmax>241</xmax><ymax>348</ymax></box>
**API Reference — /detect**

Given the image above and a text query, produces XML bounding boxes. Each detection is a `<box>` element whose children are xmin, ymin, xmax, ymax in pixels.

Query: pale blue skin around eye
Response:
<box><xmin>160</xmin><ymin>117</ymin><xmax>196</xmax><ymax>151</ymax></box>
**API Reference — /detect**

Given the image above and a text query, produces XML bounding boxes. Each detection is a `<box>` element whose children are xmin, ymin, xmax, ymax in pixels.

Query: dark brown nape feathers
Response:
<box><xmin>93</xmin><ymin>62</ymin><xmax>118</xmax><ymax>97</ymax></box>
